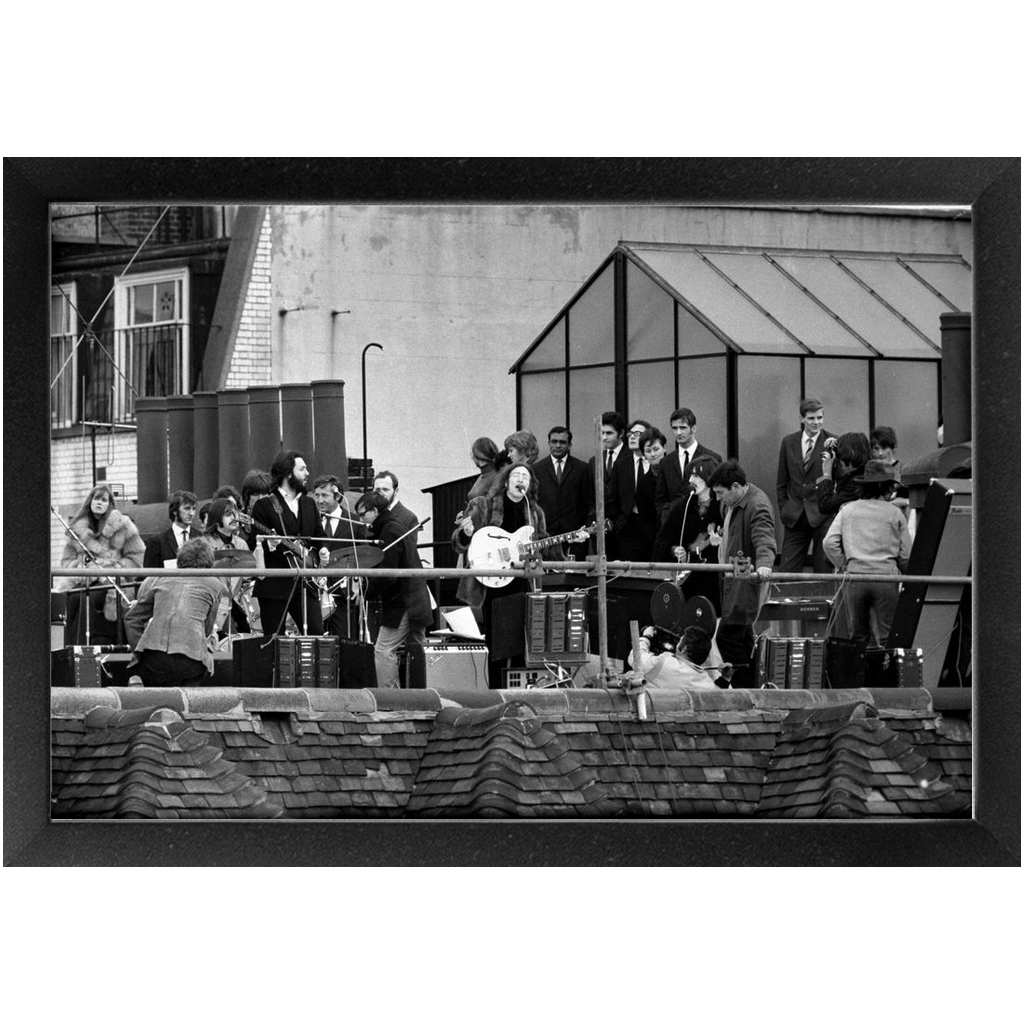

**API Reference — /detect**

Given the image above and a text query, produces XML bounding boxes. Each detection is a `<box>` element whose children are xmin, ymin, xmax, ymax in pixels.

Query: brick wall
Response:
<box><xmin>50</xmin><ymin>433</ymin><xmax>139</xmax><ymax>568</ymax></box>
<box><xmin>225</xmin><ymin>209</ymin><xmax>273</xmax><ymax>388</ymax></box>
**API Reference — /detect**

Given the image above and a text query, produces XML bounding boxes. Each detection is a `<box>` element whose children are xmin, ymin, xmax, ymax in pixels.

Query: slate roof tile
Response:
<box><xmin>52</xmin><ymin>686</ymin><xmax>970</xmax><ymax>819</ymax></box>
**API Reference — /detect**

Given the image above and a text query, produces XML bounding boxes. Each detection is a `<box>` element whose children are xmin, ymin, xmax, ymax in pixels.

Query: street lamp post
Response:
<box><xmin>361</xmin><ymin>343</ymin><xmax>383</xmax><ymax>462</ymax></box>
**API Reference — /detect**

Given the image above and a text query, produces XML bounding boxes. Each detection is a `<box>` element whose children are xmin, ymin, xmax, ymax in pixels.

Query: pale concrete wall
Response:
<box><xmin>263</xmin><ymin>204</ymin><xmax>972</xmax><ymax>548</ymax></box>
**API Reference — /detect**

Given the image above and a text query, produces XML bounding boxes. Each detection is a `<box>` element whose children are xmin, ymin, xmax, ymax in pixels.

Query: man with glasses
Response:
<box><xmin>606</xmin><ymin>418</ymin><xmax>655</xmax><ymax>561</ymax></box>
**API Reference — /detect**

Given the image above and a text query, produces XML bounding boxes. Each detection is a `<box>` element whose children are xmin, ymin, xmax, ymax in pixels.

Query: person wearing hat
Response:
<box><xmin>822</xmin><ymin>459</ymin><xmax>912</xmax><ymax>648</ymax></box>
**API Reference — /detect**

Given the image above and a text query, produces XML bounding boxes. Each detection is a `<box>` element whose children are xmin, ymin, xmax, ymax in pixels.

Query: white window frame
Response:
<box><xmin>114</xmin><ymin>267</ymin><xmax>190</xmax><ymax>421</ymax></box>
<box><xmin>50</xmin><ymin>282</ymin><xmax>79</xmax><ymax>429</ymax></box>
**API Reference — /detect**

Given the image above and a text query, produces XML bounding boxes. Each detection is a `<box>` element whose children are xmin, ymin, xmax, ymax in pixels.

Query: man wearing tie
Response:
<box><xmin>606</xmin><ymin>418</ymin><xmax>656</xmax><ymax>561</ymax></box>
<box><xmin>143</xmin><ymin>490</ymin><xmax>198</xmax><ymax>567</ymax></box>
<box><xmin>534</xmin><ymin>426</ymin><xmax>591</xmax><ymax>562</ymax></box>
<box><xmin>655</xmin><ymin>407</ymin><xmax>723</xmax><ymax>524</ymax></box>
<box><xmin>313</xmin><ymin>474</ymin><xmax>368</xmax><ymax>638</ymax></box>
<box><xmin>587</xmin><ymin>411</ymin><xmax>627</xmax><ymax>558</ymax></box>
<box><xmin>776</xmin><ymin>398</ymin><xmax>836</xmax><ymax>573</ymax></box>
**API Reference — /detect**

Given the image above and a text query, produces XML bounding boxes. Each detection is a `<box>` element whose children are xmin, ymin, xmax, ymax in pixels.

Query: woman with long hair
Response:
<box><xmin>453</xmin><ymin>462</ymin><xmax>582</xmax><ymax>685</ymax></box>
<box><xmin>817</xmin><ymin>431</ymin><xmax>870</xmax><ymax>520</ymax></box>
<box><xmin>466</xmin><ymin>437</ymin><xmax>501</xmax><ymax>501</ymax></box>
<box><xmin>653</xmin><ymin>456</ymin><xmax>724</xmax><ymax>615</ymax></box>
<box><xmin>56</xmin><ymin>484</ymin><xmax>145</xmax><ymax>644</ymax></box>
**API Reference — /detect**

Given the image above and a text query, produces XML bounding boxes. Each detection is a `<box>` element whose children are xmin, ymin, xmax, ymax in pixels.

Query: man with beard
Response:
<box><xmin>251</xmin><ymin>449</ymin><xmax>324</xmax><ymax>636</ymax></box>
<box><xmin>143</xmin><ymin>490</ymin><xmax>198</xmax><ymax>567</ymax></box>
<box><xmin>357</xmin><ymin>490</ymin><xmax>432</xmax><ymax>688</ymax></box>
<box><xmin>372</xmin><ymin>470</ymin><xmax>420</xmax><ymax>534</ymax></box>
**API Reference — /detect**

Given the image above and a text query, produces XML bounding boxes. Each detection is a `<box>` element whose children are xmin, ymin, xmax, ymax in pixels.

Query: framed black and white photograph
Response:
<box><xmin>6</xmin><ymin>157</ymin><xmax>1019</xmax><ymax>868</ymax></box>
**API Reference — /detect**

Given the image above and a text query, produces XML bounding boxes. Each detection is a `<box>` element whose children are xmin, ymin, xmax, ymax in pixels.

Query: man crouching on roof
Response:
<box><xmin>628</xmin><ymin>625</ymin><xmax>719</xmax><ymax>689</ymax></box>
<box><xmin>124</xmin><ymin>537</ymin><xmax>228</xmax><ymax>687</ymax></box>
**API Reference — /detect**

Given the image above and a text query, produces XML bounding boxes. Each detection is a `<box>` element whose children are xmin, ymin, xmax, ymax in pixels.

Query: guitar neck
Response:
<box><xmin>520</xmin><ymin>528</ymin><xmax>584</xmax><ymax>556</ymax></box>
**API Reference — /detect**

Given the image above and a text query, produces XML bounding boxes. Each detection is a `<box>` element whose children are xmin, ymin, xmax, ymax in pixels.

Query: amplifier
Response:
<box><xmin>760</xmin><ymin>599</ymin><xmax>833</xmax><ymax>621</ymax></box>
<box><xmin>504</xmin><ymin>668</ymin><xmax>571</xmax><ymax>688</ymax></box>
<box><xmin>758</xmin><ymin>599</ymin><xmax>833</xmax><ymax>639</ymax></box>
<box><xmin>825</xmin><ymin>637</ymin><xmax>867</xmax><ymax>688</ymax></box>
<box><xmin>420</xmin><ymin>642</ymin><xmax>488</xmax><ymax>689</ymax></box>
<box><xmin>51</xmin><ymin>646</ymin><xmax>131</xmax><ymax>688</ymax></box>
<box><xmin>275</xmin><ymin>636</ymin><xmax>339</xmax><ymax>688</ymax></box>
<box><xmin>864</xmin><ymin>647</ymin><xmax>925</xmax><ymax>688</ymax></box>
<box><xmin>756</xmin><ymin>637</ymin><xmax>826</xmax><ymax>689</ymax></box>
<box><xmin>524</xmin><ymin>592</ymin><xmax>588</xmax><ymax>667</ymax></box>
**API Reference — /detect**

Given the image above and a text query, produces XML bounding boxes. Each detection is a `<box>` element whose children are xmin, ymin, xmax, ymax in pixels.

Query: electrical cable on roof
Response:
<box><xmin>606</xmin><ymin>689</ymin><xmax>647</xmax><ymax>814</ymax></box>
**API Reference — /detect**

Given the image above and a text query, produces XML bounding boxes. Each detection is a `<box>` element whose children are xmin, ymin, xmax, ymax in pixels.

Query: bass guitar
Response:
<box><xmin>467</xmin><ymin>523</ymin><xmax>595</xmax><ymax>588</ymax></box>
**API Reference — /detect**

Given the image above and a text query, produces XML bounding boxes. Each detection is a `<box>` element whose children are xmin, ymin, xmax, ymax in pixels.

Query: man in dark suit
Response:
<box><xmin>776</xmin><ymin>398</ymin><xmax>836</xmax><ymax>573</ymax></box>
<box><xmin>586</xmin><ymin>411</ymin><xmax>627</xmax><ymax>559</ymax></box>
<box><xmin>143</xmin><ymin>490</ymin><xmax>198</xmax><ymax>567</ymax></box>
<box><xmin>313</xmin><ymin>473</ymin><xmax>368</xmax><ymax>639</ymax></box>
<box><xmin>607</xmin><ymin>418</ymin><xmax>656</xmax><ymax>560</ymax></box>
<box><xmin>534</xmin><ymin>426</ymin><xmax>591</xmax><ymax>562</ymax></box>
<box><xmin>359</xmin><ymin>491</ymin><xmax>432</xmax><ymax>688</ymax></box>
<box><xmin>251</xmin><ymin>449</ymin><xmax>324</xmax><ymax>636</ymax></box>
<box><xmin>655</xmin><ymin>407</ymin><xmax>723</xmax><ymax>524</ymax></box>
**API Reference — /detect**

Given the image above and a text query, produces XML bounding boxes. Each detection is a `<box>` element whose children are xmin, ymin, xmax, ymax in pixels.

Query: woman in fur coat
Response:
<box><xmin>56</xmin><ymin>484</ymin><xmax>145</xmax><ymax>644</ymax></box>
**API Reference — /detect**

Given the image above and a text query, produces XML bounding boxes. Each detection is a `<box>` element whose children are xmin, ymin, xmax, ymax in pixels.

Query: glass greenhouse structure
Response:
<box><xmin>511</xmin><ymin>241</ymin><xmax>971</xmax><ymax>500</ymax></box>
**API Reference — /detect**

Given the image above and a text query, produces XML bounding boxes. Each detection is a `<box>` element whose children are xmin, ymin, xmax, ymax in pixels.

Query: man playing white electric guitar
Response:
<box><xmin>452</xmin><ymin>462</ymin><xmax>589</xmax><ymax>686</ymax></box>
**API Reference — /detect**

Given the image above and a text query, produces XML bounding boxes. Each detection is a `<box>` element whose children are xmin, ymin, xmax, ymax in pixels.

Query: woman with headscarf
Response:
<box><xmin>55</xmin><ymin>484</ymin><xmax>145</xmax><ymax>644</ymax></box>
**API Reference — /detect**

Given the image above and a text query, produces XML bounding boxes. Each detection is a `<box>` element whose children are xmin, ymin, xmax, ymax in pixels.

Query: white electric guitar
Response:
<box><xmin>467</xmin><ymin>523</ymin><xmax>596</xmax><ymax>588</ymax></box>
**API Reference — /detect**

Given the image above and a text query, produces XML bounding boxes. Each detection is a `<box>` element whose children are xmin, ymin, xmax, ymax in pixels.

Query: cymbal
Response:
<box><xmin>328</xmin><ymin>545</ymin><xmax>383</xmax><ymax>569</ymax></box>
<box><xmin>213</xmin><ymin>549</ymin><xmax>257</xmax><ymax>569</ymax></box>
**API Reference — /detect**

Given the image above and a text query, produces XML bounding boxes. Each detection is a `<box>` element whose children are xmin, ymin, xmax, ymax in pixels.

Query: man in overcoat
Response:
<box><xmin>709</xmin><ymin>460</ymin><xmax>776</xmax><ymax>688</ymax></box>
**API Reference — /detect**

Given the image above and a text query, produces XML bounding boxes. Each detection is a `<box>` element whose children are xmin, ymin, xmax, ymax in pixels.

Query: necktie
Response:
<box><xmin>555</xmin><ymin>460</ymin><xmax>563</xmax><ymax>483</ymax></box>
<box><xmin>682</xmin><ymin>449</ymin><xmax>690</xmax><ymax>474</ymax></box>
<box><xmin>803</xmin><ymin>436</ymin><xmax>813</xmax><ymax>465</ymax></box>
<box><xmin>635</xmin><ymin>456</ymin><xmax>643</xmax><ymax>489</ymax></box>
<box><xmin>605</xmin><ymin>450</ymin><xmax>613</xmax><ymax>477</ymax></box>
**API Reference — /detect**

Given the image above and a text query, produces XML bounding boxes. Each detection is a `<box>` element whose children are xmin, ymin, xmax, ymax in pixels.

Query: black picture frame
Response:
<box><xmin>6</xmin><ymin>157</ymin><xmax>1019</xmax><ymax>865</ymax></box>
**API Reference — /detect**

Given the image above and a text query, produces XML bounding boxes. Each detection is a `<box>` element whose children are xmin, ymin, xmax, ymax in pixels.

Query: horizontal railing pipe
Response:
<box><xmin>50</xmin><ymin>563</ymin><xmax>973</xmax><ymax>586</ymax></box>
